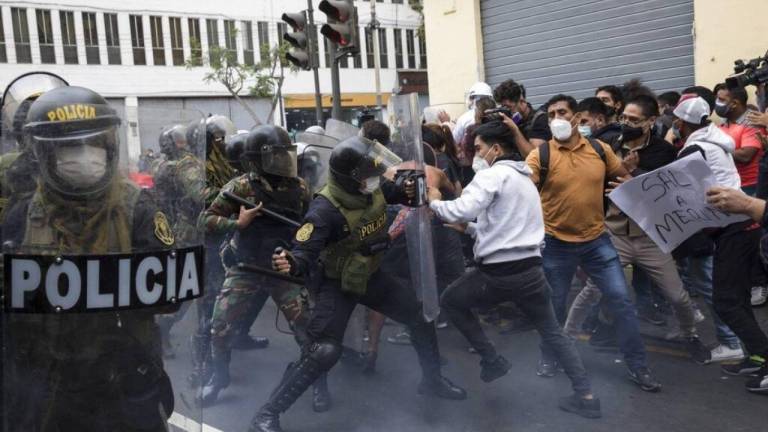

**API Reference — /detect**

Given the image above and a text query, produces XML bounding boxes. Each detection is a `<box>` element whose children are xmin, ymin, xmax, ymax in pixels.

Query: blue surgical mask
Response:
<box><xmin>577</xmin><ymin>125</ymin><xmax>592</xmax><ymax>137</ymax></box>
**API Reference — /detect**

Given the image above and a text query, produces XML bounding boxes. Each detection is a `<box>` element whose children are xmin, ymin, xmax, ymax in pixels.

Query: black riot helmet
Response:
<box><xmin>242</xmin><ymin>125</ymin><xmax>296</xmax><ymax>177</ymax></box>
<box><xmin>1</xmin><ymin>71</ymin><xmax>69</xmax><ymax>148</ymax></box>
<box><xmin>329</xmin><ymin>136</ymin><xmax>402</xmax><ymax>195</ymax></box>
<box><xmin>159</xmin><ymin>124</ymin><xmax>188</xmax><ymax>159</ymax></box>
<box><xmin>23</xmin><ymin>86</ymin><xmax>121</xmax><ymax>200</ymax></box>
<box><xmin>224</xmin><ymin>131</ymin><xmax>249</xmax><ymax>172</ymax></box>
<box><xmin>205</xmin><ymin>115</ymin><xmax>236</xmax><ymax>157</ymax></box>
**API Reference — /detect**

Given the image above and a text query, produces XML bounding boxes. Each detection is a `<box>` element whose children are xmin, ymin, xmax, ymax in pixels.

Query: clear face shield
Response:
<box><xmin>1</xmin><ymin>72</ymin><xmax>68</xmax><ymax>150</ymax></box>
<box><xmin>261</xmin><ymin>144</ymin><xmax>298</xmax><ymax>178</ymax></box>
<box><xmin>349</xmin><ymin>138</ymin><xmax>403</xmax><ymax>183</ymax></box>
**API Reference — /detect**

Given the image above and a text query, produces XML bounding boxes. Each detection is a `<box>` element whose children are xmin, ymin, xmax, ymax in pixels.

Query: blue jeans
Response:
<box><xmin>542</xmin><ymin>233</ymin><xmax>647</xmax><ymax>371</ymax></box>
<box><xmin>676</xmin><ymin>255</ymin><xmax>741</xmax><ymax>349</ymax></box>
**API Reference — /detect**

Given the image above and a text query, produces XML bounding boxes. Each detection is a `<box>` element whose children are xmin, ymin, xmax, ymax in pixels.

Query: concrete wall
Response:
<box><xmin>693</xmin><ymin>0</ymin><xmax>768</xmax><ymax>95</ymax></box>
<box><xmin>423</xmin><ymin>0</ymin><xmax>483</xmax><ymax>118</ymax></box>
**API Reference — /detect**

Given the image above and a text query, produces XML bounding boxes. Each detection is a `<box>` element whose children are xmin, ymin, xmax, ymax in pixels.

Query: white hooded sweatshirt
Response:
<box><xmin>429</xmin><ymin>159</ymin><xmax>543</xmax><ymax>264</ymax></box>
<box><xmin>681</xmin><ymin>123</ymin><xmax>741</xmax><ymax>190</ymax></box>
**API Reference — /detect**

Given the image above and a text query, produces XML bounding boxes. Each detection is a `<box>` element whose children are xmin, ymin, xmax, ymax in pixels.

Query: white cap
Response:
<box><xmin>673</xmin><ymin>95</ymin><xmax>710</xmax><ymax>125</ymax></box>
<box><xmin>468</xmin><ymin>82</ymin><xmax>493</xmax><ymax>99</ymax></box>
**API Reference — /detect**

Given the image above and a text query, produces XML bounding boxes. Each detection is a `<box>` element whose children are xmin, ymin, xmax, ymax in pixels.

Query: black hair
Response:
<box><xmin>682</xmin><ymin>86</ymin><xmax>716</xmax><ymax>114</ymax></box>
<box><xmin>657</xmin><ymin>91</ymin><xmax>681</xmax><ymax>107</ymax></box>
<box><xmin>493</xmin><ymin>79</ymin><xmax>526</xmax><ymax>103</ymax></box>
<box><xmin>361</xmin><ymin>120</ymin><xmax>391</xmax><ymax>146</ymax></box>
<box><xmin>621</xmin><ymin>78</ymin><xmax>656</xmax><ymax>102</ymax></box>
<box><xmin>713</xmin><ymin>83</ymin><xmax>749</xmax><ymax>106</ymax></box>
<box><xmin>576</xmin><ymin>97</ymin><xmax>609</xmax><ymax>118</ymax></box>
<box><xmin>546</xmin><ymin>94</ymin><xmax>578</xmax><ymax>114</ymax></box>
<box><xmin>595</xmin><ymin>85</ymin><xmax>624</xmax><ymax>106</ymax></box>
<box><xmin>625</xmin><ymin>94</ymin><xmax>659</xmax><ymax>118</ymax></box>
<box><xmin>474</xmin><ymin>120</ymin><xmax>518</xmax><ymax>155</ymax></box>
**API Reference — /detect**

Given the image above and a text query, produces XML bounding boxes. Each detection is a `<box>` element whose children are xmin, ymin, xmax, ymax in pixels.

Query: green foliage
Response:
<box><xmin>408</xmin><ymin>0</ymin><xmax>425</xmax><ymax>38</ymax></box>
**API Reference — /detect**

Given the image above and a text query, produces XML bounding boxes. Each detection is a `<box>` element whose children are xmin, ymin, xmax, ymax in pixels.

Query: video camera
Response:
<box><xmin>481</xmin><ymin>107</ymin><xmax>523</xmax><ymax>125</ymax></box>
<box><xmin>726</xmin><ymin>50</ymin><xmax>768</xmax><ymax>88</ymax></box>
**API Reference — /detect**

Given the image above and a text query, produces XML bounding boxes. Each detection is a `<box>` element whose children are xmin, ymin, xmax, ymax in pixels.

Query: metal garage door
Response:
<box><xmin>481</xmin><ymin>0</ymin><xmax>695</xmax><ymax>106</ymax></box>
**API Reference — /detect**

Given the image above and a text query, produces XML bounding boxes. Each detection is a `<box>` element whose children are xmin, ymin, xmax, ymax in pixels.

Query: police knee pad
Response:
<box><xmin>304</xmin><ymin>340</ymin><xmax>342</xmax><ymax>370</ymax></box>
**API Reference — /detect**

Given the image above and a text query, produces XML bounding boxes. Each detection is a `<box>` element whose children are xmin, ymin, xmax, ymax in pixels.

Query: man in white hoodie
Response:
<box><xmin>428</xmin><ymin>121</ymin><xmax>601</xmax><ymax>419</ymax></box>
<box><xmin>674</xmin><ymin>95</ymin><xmax>768</xmax><ymax>384</ymax></box>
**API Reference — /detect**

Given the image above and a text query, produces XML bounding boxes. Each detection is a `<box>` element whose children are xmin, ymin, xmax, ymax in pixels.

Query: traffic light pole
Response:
<box><xmin>330</xmin><ymin>43</ymin><xmax>342</xmax><ymax>120</ymax></box>
<box><xmin>370</xmin><ymin>0</ymin><xmax>382</xmax><ymax>113</ymax></box>
<box><xmin>306</xmin><ymin>0</ymin><xmax>324</xmax><ymax>126</ymax></box>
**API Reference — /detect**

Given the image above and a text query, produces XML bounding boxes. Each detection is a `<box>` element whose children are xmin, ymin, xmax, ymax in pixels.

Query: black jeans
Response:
<box><xmin>307</xmin><ymin>270</ymin><xmax>443</xmax><ymax>377</ymax></box>
<box><xmin>441</xmin><ymin>263</ymin><xmax>592</xmax><ymax>396</ymax></box>
<box><xmin>713</xmin><ymin>222</ymin><xmax>768</xmax><ymax>357</ymax></box>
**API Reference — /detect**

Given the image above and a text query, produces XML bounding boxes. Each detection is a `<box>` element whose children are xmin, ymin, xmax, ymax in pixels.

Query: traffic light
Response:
<box><xmin>319</xmin><ymin>0</ymin><xmax>359</xmax><ymax>55</ymax></box>
<box><xmin>281</xmin><ymin>11</ymin><xmax>313</xmax><ymax>70</ymax></box>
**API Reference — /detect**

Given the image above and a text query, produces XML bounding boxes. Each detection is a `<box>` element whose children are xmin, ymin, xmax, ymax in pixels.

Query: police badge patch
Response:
<box><xmin>295</xmin><ymin>223</ymin><xmax>314</xmax><ymax>242</ymax></box>
<box><xmin>154</xmin><ymin>212</ymin><xmax>175</xmax><ymax>246</ymax></box>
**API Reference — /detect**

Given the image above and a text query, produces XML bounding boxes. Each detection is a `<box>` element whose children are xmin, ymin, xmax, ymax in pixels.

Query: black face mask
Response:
<box><xmin>620</xmin><ymin>123</ymin><xmax>645</xmax><ymax>142</ymax></box>
<box><xmin>605</xmin><ymin>106</ymin><xmax>617</xmax><ymax>118</ymax></box>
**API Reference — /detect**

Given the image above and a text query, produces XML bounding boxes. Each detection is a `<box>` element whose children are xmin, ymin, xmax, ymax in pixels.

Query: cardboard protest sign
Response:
<box><xmin>608</xmin><ymin>153</ymin><xmax>749</xmax><ymax>254</ymax></box>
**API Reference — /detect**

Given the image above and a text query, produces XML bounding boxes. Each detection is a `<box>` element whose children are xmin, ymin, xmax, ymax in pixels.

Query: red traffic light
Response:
<box><xmin>319</xmin><ymin>0</ymin><xmax>352</xmax><ymax>22</ymax></box>
<box><xmin>320</xmin><ymin>23</ymin><xmax>352</xmax><ymax>46</ymax></box>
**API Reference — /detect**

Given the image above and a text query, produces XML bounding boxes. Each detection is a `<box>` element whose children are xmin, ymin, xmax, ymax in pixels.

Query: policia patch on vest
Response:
<box><xmin>154</xmin><ymin>212</ymin><xmax>175</xmax><ymax>246</ymax></box>
<box><xmin>295</xmin><ymin>223</ymin><xmax>314</xmax><ymax>242</ymax></box>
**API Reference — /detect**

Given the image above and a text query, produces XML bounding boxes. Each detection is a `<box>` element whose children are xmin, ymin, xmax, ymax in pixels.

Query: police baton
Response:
<box><xmin>236</xmin><ymin>263</ymin><xmax>304</xmax><ymax>285</ymax></box>
<box><xmin>222</xmin><ymin>191</ymin><xmax>301</xmax><ymax>228</ymax></box>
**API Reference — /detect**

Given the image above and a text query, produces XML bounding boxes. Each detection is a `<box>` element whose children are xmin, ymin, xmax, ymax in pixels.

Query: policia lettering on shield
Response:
<box><xmin>2</xmin><ymin>85</ymin><xmax>204</xmax><ymax>432</ymax></box>
<box><xmin>247</xmin><ymin>136</ymin><xmax>467</xmax><ymax>432</ymax></box>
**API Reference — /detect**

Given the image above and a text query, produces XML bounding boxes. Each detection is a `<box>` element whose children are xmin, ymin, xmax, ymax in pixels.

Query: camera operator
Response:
<box><xmin>493</xmin><ymin>79</ymin><xmax>551</xmax><ymax>157</ymax></box>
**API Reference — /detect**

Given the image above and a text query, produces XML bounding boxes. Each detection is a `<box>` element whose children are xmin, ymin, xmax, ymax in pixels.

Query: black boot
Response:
<box><xmin>188</xmin><ymin>333</ymin><xmax>212</xmax><ymax>387</ymax></box>
<box><xmin>410</xmin><ymin>322</ymin><xmax>467</xmax><ymax>400</ymax></box>
<box><xmin>199</xmin><ymin>348</ymin><xmax>230</xmax><ymax>406</ymax></box>
<box><xmin>312</xmin><ymin>372</ymin><xmax>332</xmax><ymax>412</ymax></box>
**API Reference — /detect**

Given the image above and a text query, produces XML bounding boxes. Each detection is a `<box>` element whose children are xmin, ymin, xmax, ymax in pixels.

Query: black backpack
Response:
<box><xmin>538</xmin><ymin>137</ymin><xmax>607</xmax><ymax>191</ymax></box>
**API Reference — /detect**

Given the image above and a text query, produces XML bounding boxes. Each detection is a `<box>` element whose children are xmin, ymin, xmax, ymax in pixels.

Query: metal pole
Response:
<box><xmin>330</xmin><ymin>43</ymin><xmax>342</xmax><ymax>120</ymax></box>
<box><xmin>306</xmin><ymin>0</ymin><xmax>324</xmax><ymax>126</ymax></box>
<box><xmin>370</xmin><ymin>0</ymin><xmax>382</xmax><ymax>112</ymax></box>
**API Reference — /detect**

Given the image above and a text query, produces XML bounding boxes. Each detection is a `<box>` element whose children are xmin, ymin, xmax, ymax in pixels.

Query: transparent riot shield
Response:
<box><xmin>295</xmin><ymin>130</ymin><xmax>339</xmax><ymax>193</ymax></box>
<box><xmin>387</xmin><ymin>93</ymin><xmax>440</xmax><ymax>322</ymax></box>
<box><xmin>1</xmin><ymin>94</ymin><xmax>205</xmax><ymax>431</ymax></box>
<box><xmin>324</xmin><ymin>118</ymin><xmax>360</xmax><ymax>142</ymax></box>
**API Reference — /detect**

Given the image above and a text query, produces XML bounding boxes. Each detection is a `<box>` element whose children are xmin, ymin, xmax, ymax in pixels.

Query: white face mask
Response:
<box><xmin>55</xmin><ymin>145</ymin><xmax>107</xmax><ymax>188</ymax></box>
<box><xmin>550</xmin><ymin>118</ymin><xmax>574</xmax><ymax>141</ymax></box>
<box><xmin>360</xmin><ymin>176</ymin><xmax>380</xmax><ymax>194</ymax></box>
<box><xmin>472</xmin><ymin>155</ymin><xmax>490</xmax><ymax>173</ymax></box>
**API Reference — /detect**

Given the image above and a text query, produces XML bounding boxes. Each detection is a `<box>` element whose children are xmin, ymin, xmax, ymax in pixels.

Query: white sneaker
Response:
<box><xmin>706</xmin><ymin>344</ymin><xmax>745</xmax><ymax>364</ymax></box>
<box><xmin>751</xmin><ymin>286</ymin><xmax>768</xmax><ymax>306</ymax></box>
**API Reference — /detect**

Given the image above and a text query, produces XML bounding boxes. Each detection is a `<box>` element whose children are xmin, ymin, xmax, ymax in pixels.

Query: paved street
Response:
<box><xmin>163</xmin><ymin>297</ymin><xmax>767</xmax><ymax>432</ymax></box>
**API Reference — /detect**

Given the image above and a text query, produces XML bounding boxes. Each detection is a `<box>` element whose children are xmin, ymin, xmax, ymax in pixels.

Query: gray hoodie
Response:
<box><xmin>429</xmin><ymin>159</ymin><xmax>544</xmax><ymax>264</ymax></box>
<box><xmin>681</xmin><ymin>123</ymin><xmax>741</xmax><ymax>190</ymax></box>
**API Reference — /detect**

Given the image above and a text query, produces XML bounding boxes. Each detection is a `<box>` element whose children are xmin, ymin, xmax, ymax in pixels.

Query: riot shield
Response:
<box><xmin>324</xmin><ymin>118</ymin><xmax>360</xmax><ymax>142</ymax></box>
<box><xmin>387</xmin><ymin>93</ymin><xmax>440</xmax><ymax>322</ymax></box>
<box><xmin>1</xmin><ymin>91</ymin><xmax>205</xmax><ymax>431</ymax></box>
<box><xmin>295</xmin><ymin>130</ymin><xmax>339</xmax><ymax>194</ymax></box>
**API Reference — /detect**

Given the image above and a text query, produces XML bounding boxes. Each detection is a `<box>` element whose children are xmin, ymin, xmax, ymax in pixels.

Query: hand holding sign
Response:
<box><xmin>706</xmin><ymin>186</ymin><xmax>766</xmax><ymax>222</ymax></box>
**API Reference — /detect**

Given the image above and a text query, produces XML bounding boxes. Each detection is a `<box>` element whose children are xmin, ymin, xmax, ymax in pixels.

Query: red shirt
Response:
<box><xmin>720</xmin><ymin>121</ymin><xmax>764</xmax><ymax>187</ymax></box>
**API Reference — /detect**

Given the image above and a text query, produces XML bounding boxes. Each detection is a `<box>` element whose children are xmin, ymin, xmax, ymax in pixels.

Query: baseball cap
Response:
<box><xmin>673</xmin><ymin>95</ymin><xmax>710</xmax><ymax>125</ymax></box>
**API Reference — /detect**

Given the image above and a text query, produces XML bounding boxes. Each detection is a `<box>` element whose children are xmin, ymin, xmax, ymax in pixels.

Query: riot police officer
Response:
<box><xmin>199</xmin><ymin>125</ymin><xmax>316</xmax><ymax>407</ymax></box>
<box><xmin>3</xmin><ymin>86</ymin><xmax>188</xmax><ymax>431</ymax></box>
<box><xmin>249</xmin><ymin>136</ymin><xmax>467</xmax><ymax>432</ymax></box>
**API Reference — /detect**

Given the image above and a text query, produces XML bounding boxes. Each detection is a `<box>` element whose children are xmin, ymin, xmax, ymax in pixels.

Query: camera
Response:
<box><xmin>726</xmin><ymin>50</ymin><xmax>768</xmax><ymax>89</ymax></box>
<box><xmin>481</xmin><ymin>107</ymin><xmax>522</xmax><ymax>124</ymax></box>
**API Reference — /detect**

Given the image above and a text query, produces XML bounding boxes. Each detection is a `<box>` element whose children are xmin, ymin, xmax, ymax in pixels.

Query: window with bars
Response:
<box><xmin>150</xmin><ymin>16</ymin><xmax>165</xmax><ymax>65</ymax></box>
<box><xmin>243</xmin><ymin>21</ymin><xmax>254</xmax><ymax>66</ymax></box>
<box><xmin>0</xmin><ymin>10</ymin><xmax>6</xmax><ymax>63</ymax></box>
<box><xmin>406</xmin><ymin>29</ymin><xmax>415</xmax><ymax>69</ymax></box>
<box><xmin>276</xmin><ymin>22</ymin><xmax>287</xmax><ymax>66</ymax></box>
<box><xmin>104</xmin><ymin>13</ymin><xmax>121</xmax><ymax>64</ymax></box>
<box><xmin>418</xmin><ymin>33</ymin><xmax>427</xmax><ymax>68</ymax></box>
<box><xmin>130</xmin><ymin>15</ymin><xmax>146</xmax><ymax>65</ymax></box>
<box><xmin>378</xmin><ymin>28</ymin><xmax>388</xmax><ymax>69</ymax></box>
<box><xmin>257</xmin><ymin>22</ymin><xmax>269</xmax><ymax>63</ymax></box>
<box><xmin>82</xmin><ymin>12</ymin><xmax>100</xmax><ymax>64</ymax></box>
<box><xmin>206</xmin><ymin>19</ymin><xmax>219</xmax><ymax>64</ymax></box>
<box><xmin>394</xmin><ymin>28</ymin><xmax>403</xmax><ymax>69</ymax></box>
<box><xmin>169</xmin><ymin>17</ymin><xmax>184</xmax><ymax>65</ymax></box>
<box><xmin>35</xmin><ymin>9</ymin><xmax>55</xmax><ymax>64</ymax></box>
<box><xmin>60</xmin><ymin>11</ymin><xmax>78</xmax><ymax>64</ymax></box>
<box><xmin>188</xmin><ymin>18</ymin><xmax>201</xmax><ymax>66</ymax></box>
<box><xmin>364</xmin><ymin>27</ymin><xmax>373</xmax><ymax>68</ymax></box>
<box><xmin>224</xmin><ymin>20</ymin><xmax>237</xmax><ymax>61</ymax></box>
<box><xmin>11</xmin><ymin>8</ymin><xmax>31</xmax><ymax>63</ymax></box>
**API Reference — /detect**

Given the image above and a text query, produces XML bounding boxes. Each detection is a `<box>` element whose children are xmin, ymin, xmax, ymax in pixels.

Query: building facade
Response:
<box><xmin>424</xmin><ymin>0</ymin><xmax>768</xmax><ymax>117</ymax></box>
<box><xmin>0</xmin><ymin>0</ymin><xmax>428</xmax><ymax>151</ymax></box>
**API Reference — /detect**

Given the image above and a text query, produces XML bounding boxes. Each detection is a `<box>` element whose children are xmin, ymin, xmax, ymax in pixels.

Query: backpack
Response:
<box><xmin>538</xmin><ymin>137</ymin><xmax>607</xmax><ymax>191</ymax></box>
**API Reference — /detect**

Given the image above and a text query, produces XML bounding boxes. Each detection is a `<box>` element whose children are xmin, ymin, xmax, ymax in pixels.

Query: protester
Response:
<box><xmin>492</xmin><ymin>79</ymin><xmax>551</xmax><ymax>156</ymax></box>
<box><xmin>595</xmin><ymin>85</ymin><xmax>624</xmax><ymax>122</ymax></box>
<box><xmin>576</xmin><ymin>97</ymin><xmax>622</xmax><ymax>151</ymax></box>
<box><xmin>452</xmin><ymin>82</ymin><xmax>494</xmax><ymax>146</ymax></box>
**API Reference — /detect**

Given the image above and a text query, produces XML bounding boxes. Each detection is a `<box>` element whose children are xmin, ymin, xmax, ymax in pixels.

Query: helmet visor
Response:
<box><xmin>261</xmin><ymin>144</ymin><xmax>298</xmax><ymax>177</ymax></box>
<box><xmin>2</xmin><ymin>73</ymin><xmax>68</xmax><ymax>142</ymax></box>
<box><xmin>350</xmin><ymin>139</ymin><xmax>403</xmax><ymax>181</ymax></box>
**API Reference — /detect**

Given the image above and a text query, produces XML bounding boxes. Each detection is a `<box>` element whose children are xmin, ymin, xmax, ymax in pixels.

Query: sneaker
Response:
<box><xmin>722</xmin><ymin>356</ymin><xmax>766</xmax><ymax>377</ymax></box>
<box><xmin>746</xmin><ymin>366</ymin><xmax>768</xmax><ymax>394</ymax></box>
<box><xmin>751</xmin><ymin>286</ymin><xmax>768</xmax><ymax>307</ymax></box>
<box><xmin>386</xmin><ymin>329</ymin><xmax>412</xmax><ymax>345</ymax></box>
<box><xmin>684</xmin><ymin>336</ymin><xmax>711</xmax><ymax>365</ymax></box>
<box><xmin>480</xmin><ymin>355</ymin><xmax>511</xmax><ymax>383</ymax></box>
<box><xmin>707</xmin><ymin>344</ymin><xmax>745</xmax><ymax>364</ymax></box>
<box><xmin>536</xmin><ymin>359</ymin><xmax>558</xmax><ymax>378</ymax></box>
<box><xmin>628</xmin><ymin>367</ymin><xmax>662</xmax><ymax>392</ymax></box>
<box><xmin>637</xmin><ymin>304</ymin><xmax>666</xmax><ymax>326</ymax></box>
<box><xmin>558</xmin><ymin>394</ymin><xmax>602</xmax><ymax>419</ymax></box>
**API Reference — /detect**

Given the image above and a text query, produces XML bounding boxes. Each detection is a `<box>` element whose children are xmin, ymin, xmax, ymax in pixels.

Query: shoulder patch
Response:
<box><xmin>295</xmin><ymin>223</ymin><xmax>314</xmax><ymax>242</ymax></box>
<box><xmin>153</xmin><ymin>211</ymin><xmax>175</xmax><ymax>246</ymax></box>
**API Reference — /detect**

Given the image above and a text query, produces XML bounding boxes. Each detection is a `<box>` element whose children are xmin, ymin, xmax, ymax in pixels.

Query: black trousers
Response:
<box><xmin>307</xmin><ymin>270</ymin><xmax>442</xmax><ymax>377</ymax></box>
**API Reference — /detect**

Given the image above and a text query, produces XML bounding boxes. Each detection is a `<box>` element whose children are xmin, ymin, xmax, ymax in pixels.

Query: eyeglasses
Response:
<box><xmin>618</xmin><ymin>114</ymin><xmax>646</xmax><ymax>126</ymax></box>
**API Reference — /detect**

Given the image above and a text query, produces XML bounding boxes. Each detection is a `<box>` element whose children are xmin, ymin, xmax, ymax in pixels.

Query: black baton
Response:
<box><xmin>237</xmin><ymin>263</ymin><xmax>304</xmax><ymax>285</ymax></box>
<box><xmin>222</xmin><ymin>191</ymin><xmax>301</xmax><ymax>228</ymax></box>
